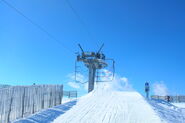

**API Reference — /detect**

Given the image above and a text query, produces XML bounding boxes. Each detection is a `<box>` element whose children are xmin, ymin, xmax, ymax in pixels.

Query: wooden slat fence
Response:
<box><xmin>63</xmin><ymin>91</ymin><xmax>78</xmax><ymax>98</ymax></box>
<box><xmin>151</xmin><ymin>95</ymin><xmax>185</xmax><ymax>103</ymax></box>
<box><xmin>0</xmin><ymin>85</ymin><xmax>63</xmax><ymax>123</ymax></box>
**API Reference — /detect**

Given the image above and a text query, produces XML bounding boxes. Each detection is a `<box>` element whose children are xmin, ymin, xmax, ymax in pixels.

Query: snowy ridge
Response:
<box><xmin>13</xmin><ymin>100</ymin><xmax>77</xmax><ymax>123</ymax></box>
<box><xmin>172</xmin><ymin>103</ymin><xmax>185</xmax><ymax>108</ymax></box>
<box><xmin>149</xmin><ymin>99</ymin><xmax>185</xmax><ymax>123</ymax></box>
<box><xmin>53</xmin><ymin>83</ymin><xmax>166</xmax><ymax>123</ymax></box>
<box><xmin>13</xmin><ymin>83</ymin><xmax>185</xmax><ymax>123</ymax></box>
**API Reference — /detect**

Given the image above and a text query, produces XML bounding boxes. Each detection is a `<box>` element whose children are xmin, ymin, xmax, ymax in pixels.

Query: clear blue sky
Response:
<box><xmin>0</xmin><ymin>0</ymin><xmax>185</xmax><ymax>95</ymax></box>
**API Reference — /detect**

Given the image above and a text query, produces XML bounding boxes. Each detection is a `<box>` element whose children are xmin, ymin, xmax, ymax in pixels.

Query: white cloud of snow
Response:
<box><xmin>66</xmin><ymin>70</ymin><xmax>133</xmax><ymax>92</ymax></box>
<box><xmin>67</xmin><ymin>73</ymin><xmax>87</xmax><ymax>89</ymax></box>
<box><xmin>83</xmin><ymin>83</ymin><xmax>88</xmax><ymax>91</ymax></box>
<box><xmin>68</xmin><ymin>82</ymin><xmax>80</xmax><ymax>89</ymax></box>
<box><xmin>95</xmin><ymin>69</ymin><xmax>133</xmax><ymax>91</ymax></box>
<box><xmin>111</xmin><ymin>75</ymin><xmax>133</xmax><ymax>91</ymax></box>
<box><xmin>153</xmin><ymin>81</ymin><xmax>169</xmax><ymax>96</ymax></box>
<box><xmin>121</xmin><ymin>77</ymin><xmax>128</xmax><ymax>83</ymax></box>
<box><xmin>67</xmin><ymin>73</ymin><xmax>86</xmax><ymax>83</ymax></box>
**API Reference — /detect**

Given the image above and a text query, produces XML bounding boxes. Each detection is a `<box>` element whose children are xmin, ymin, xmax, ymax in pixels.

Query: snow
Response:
<box><xmin>172</xmin><ymin>103</ymin><xmax>185</xmax><ymax>108</ymax></box>
<box><xmin>12</xmin><ymin>83</ymin><xmax>185</xmax><ymax>123</ymax></box>
<box><xmin>62</xmin><ymin>97</ymin><xmax>77</xmax><ymax>104</ymax></box>
<box><xmin>13</xmin><ymin>100</ymin><xmax>77</xmax><ymax>123</ymax></box>
<box><xmin>52</xmin><ymin>83</ymin><xmax>166</xmax><ymax>123</ymax></box>
<box><xmin>149</xmin><ymin>99</ymin><xmax>185</xmax><ymax>123</ymax></box>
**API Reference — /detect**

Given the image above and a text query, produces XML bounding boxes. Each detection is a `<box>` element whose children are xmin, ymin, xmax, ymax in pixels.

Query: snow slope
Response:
<box><xmin>53</xmin><ymin>83</ymin><xmax>166</xmax><ymax>123</ymax></box>
<box><xmin>149</xmin><ymin>99</ymin><xmax>185</xmax><ymax>123</ymax></box>
<box><xmin>172</xmin><ymin>103</ymin><xmax>185</xmax><ymax>108</ymax></box>
<box><xmin>13</xmin><ymin>100</ymin><xmax>77</xmax><ymax>123</ymax></box>
<box><xmin>13</xmin><ymin>83</ymin><xmax>185</xmax><ymax>123</ymax></box>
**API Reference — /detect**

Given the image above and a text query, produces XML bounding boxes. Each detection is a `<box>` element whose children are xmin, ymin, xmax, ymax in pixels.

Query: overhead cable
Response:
<box><xmin>1</xmin><ymin>0</ymin><xmax>75</xmax><ymax>54</ymax></box>
<box><xmin>65</xmin><ymin>0</ymin><xmax>95</xmax><ymax>41</ymax></box>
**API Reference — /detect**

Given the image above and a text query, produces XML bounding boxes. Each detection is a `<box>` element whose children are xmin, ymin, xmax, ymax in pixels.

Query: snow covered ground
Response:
<box><xmin>53</xmin><ymin>83</ymin><xmax>166</xmax><ymax>123</ymax></box>
<box><xmin>13</xmin><ymin>100</ymin><xmax>77</xmax><ymax>123</ymax></box>
<box><xmin>13</xmin><ymin>83</ymin><xmax>185</xmax><ymax>123</ymax></box>
<box><xmin>149</xmin><ymin>99</ymin><xmax>185</xmax><ymax>123</ymax></box>
<box><xmin>172</xmin><ymin>103</ymin><xmax>185</xmax><ymax>108</ymax></box>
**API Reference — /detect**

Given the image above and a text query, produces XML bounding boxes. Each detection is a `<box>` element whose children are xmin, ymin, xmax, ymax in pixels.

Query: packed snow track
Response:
<box><xmin>53</xmin><ymin>86</ymin><xmax>166</xmax><ymax>123</ymax></box>
<box><xmin>14</xmin><ymin>83</ymin><xmax>185</xmax><ymax>123</ymax></box>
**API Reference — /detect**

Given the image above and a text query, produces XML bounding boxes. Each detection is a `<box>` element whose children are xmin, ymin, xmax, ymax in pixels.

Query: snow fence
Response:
<box><xmin>0</xmin><ymin>85</ymin><xmax>63</xmax><ymax>123</ymax></box>
<box><xmin>151</xmin><ymin>95</ymin><xmax>185</xmax><ymax>103</ymax></box>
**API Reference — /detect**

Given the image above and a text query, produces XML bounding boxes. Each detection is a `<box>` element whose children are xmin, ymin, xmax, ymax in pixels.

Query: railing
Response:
<box><xmin>63</xmin><ymin>91</ymin><xmax>78</xmax><ymax>98</ymax></box>
<box><xmin>151</xmin><ymin>95</ymin><xmax>185</xmax><ymax>103</ymax></box>
<box><xmin>0</xmin><ymin>85</ymin><xmax>63</xmax><ymax>123</ymax></box>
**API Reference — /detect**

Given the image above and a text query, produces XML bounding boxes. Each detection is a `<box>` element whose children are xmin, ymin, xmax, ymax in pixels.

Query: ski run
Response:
<box><xmin>15</xmin><ymin>83</ymin><xmax>185</xmax><ymax>123</ymax></box>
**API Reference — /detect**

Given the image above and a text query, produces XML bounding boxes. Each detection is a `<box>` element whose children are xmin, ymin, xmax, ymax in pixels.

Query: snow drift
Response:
<box><xmin>13</xmin><ymin>80</ymin><xmax>185</xmax><ymax>123</ymax></box>
<box><xmin>52</xmin><ymin>83</ymin><xmax>166</xmax><ymax>123</ymax></box>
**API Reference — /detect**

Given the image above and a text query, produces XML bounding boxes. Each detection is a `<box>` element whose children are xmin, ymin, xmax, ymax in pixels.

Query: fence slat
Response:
<box><xmin>0</xmin><ymin>85</ymin><xmax>63</xmax><ymax>123</ymax></box>
<box><xmin>151</xmin><ymin>95</ymin><xmax>185</xmax><ymax>103</ymax></box>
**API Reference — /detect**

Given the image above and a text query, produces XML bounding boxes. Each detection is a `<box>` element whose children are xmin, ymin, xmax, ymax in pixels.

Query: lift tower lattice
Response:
<box><xmin>76</xmin><ymin>44</ymin><xmax>108</xmax><ymax>93</ymax></box>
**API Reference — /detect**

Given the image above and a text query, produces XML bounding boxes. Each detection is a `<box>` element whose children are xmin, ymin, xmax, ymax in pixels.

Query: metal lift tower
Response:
<box><xmin>76</xmin><ymin>44</ymin><xmax>108</xmax><ymax>93</ymax></box>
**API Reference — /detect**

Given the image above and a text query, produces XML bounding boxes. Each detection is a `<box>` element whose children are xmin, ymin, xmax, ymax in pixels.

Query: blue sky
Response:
<box><xmin>0</xmin><ymin>0</ymin><xmax>185</xmax><ymax>96</ymax></box>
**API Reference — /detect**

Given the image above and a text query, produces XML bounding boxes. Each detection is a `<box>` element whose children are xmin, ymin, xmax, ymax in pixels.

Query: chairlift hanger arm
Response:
<box><xmin>105</xmin><ymin>58</ymin><xmax>115</xmax><ymax>81</ymax></box>
<box><xmin>78</xmin><ymin>44</ymin><xmax>85</xmax><ymax>53</ymax></box>
<box><xmin>97</xmin><ymin>43</ymin><xmax>104</xmax><ymax>53</ymax></box>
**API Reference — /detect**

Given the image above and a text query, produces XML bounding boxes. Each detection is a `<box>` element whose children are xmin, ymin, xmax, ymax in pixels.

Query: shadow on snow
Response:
<box><xmin>13</xmin><ymin>100</ymin><xmax>77</xmax><ymax>123</ymax></box>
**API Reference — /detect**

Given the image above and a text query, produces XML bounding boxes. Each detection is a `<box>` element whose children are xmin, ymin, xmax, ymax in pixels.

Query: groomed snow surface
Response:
<box><xmin>53</xmin><ymin>90</ymin><xmax>163</xmax><ymax>123</ymax></box>
<box><xmin>14</xmin><ymin>83</ymin><xmax>185</xmax><ymax>123</ymax></box>
<box><xmin>13</xmin><ymin>100</ymin><xmax>77</xmax><ymax>123</ymax></box>
<box><xmin>52</xmin><ymin>83</ymin><xmax>184</xmax><ymax>123</ymax></box>
<box><xmin>173</xmin><ymin>103</ymin><xmax>185</xmax><ymax>108</ymax></box>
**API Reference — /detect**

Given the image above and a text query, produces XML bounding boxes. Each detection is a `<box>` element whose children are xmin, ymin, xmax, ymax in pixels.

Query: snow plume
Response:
<box><xmin>111</xmin><ymin>75</ymin><xmax>133</xmax><ymax>91</ymax></box>
<box><xmin>95</xmin><ymin>69</ymin><xmax>133</xmax><ymax>91</ymax></box>
<box><xmin>67</xmin><ymin>73</ymin><xmax>87</xmax><ymax>89</ymax></box>
<box><xmin>153</xmin><ymin>81</ymin><xmax>169</xmax><ymax>96</ymax></box>
<box><xmin>67</xmin><ymin>73</ymin><xmax>86</xmax><ymax>83</ymax></box>
<box><xmin>68</xmin><ymin>82</ymin><xmax>80</xmax><ymax>89</ymax></box>
<box><xmin>67</xmin><ymin>70</ymin><xmax>133</xmax><ymax>92</ymax></box>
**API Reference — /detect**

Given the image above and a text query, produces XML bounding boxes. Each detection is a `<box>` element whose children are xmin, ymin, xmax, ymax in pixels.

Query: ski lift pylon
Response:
<box><xmin>74</xmin><ymin>44</ymin><xmax>115</xmax><ymax>92</ymax></box>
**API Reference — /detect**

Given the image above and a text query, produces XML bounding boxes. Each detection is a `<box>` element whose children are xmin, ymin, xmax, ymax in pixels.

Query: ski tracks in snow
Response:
<box><xmin>149</xmin><ymin>99</ymin><xmax>185</xmax><ymax>123</ymax></box>
<box><xmin>53</xmin><ymin>90</ymin><xmax>165</xmax><ymax>123</ymax></box>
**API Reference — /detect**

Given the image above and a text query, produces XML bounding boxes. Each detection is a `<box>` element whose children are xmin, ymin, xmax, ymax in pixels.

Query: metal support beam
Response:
<box><xmin>88</xmin><ymin>65</ymin><xmax>96</xmax><ymax>93</ymax></box>
<box><xmin>76</xmin><ymin>44</ymin><xmax>113</xmax><ymax>93</ymax></box>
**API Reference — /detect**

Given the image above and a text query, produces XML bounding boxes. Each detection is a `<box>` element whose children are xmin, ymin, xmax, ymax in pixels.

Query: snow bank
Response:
<box><xmin>13</xmin><ymin>100</ymin><xmax>77</xmax><ymax>123</ymax></box>
<box><xmin>149</xmin><ymin>99</ymin><xmax>185</xmax><ymax>123</ymax></box>
<box><xmin>172</xmin><ymin>103</ymin><xmax>185</xmax><ymax>108</ymax></box>
<box><xmin>53</xmin><ymin>83</ymin><xmax>165</xmax><ymax>123</ymax></box>
<box><xmin>13</xmin><ymin>82</ymin><xmax>185</xmax><ymax>123</ymax></box>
